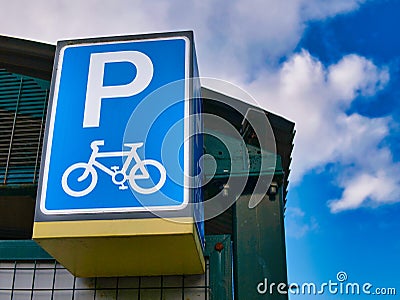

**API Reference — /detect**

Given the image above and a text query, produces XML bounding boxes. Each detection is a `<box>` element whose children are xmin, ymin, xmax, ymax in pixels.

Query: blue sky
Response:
<box><xmin>1</xmin><ymin>0</ymin><xmax>399</xmax><ymax>298</ymax></box>
<box><xmin>286</xmin><ymin>1</ymin><xmax>400</xmax><ymax>298</ymax></box>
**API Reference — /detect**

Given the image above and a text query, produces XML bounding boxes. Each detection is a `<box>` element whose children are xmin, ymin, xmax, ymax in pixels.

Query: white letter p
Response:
<box><xmin>83</xmin><ymin>51</ymin><xmax>153</xmax><ymax>128</ymax></box>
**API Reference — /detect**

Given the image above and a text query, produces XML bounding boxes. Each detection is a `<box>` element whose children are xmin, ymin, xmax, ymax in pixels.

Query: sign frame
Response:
<box><xmin>35</xmin><ymin>31</ymin><xmax>200</xmax><ymax>220</ymax></box>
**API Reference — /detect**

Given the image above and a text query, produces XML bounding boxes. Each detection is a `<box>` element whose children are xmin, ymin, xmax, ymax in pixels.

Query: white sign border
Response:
<box><xmin>39</xmin><ymin>36</ymin><xmax>191</xmax><ymax>215</ymax></box>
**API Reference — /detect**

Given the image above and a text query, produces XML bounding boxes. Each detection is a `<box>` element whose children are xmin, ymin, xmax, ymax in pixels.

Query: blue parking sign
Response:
<box><xmin>37</xmin><ymin>33</ymin><xmax>202</xmax><ymax>217</ymax></box>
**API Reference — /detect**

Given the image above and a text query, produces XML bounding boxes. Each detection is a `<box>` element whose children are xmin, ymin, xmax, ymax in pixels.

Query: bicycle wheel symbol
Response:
<box><xmin>129</xmin><ymin>159</ymin><xmax>166</xmax><ymax>194</ymax></box>
<box><xmin>62</xmin><ymin>163</ymin><xmax>98</xmax><ymax>197</ymax></box>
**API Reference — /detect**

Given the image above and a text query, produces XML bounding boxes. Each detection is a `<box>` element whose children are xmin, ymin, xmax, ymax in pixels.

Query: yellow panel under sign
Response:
<box><xmin>33</xmin><ymin>217</ymin><xmax>204</xmax><ymax>277</ymax></box>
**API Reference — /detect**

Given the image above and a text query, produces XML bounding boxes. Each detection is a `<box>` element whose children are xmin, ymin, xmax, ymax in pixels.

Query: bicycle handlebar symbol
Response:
<box><xmin>61</xmin><ymin>140</ymin><xmax>166</xmax><ymax>197</ymax></box>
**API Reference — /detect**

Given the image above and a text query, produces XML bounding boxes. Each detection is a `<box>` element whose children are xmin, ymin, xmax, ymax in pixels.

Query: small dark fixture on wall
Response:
<box><xmin>267</xmin><ymin>181</ymin><xmax>279</xmax><ymax>201</ymax></box>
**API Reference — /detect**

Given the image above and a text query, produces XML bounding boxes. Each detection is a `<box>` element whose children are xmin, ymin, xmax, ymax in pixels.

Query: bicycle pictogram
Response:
<box><xmin>62</xmin><ymin>140</ymin><xmax>166</xmax><ymax>197</ymax></box>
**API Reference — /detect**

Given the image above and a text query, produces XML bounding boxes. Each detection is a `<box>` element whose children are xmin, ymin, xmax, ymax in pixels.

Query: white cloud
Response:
<box><xmin>246</xmin><ymin>51</ymin><xmax>388</xmax><ymax>176</ymax></box>
<box><xmin>0</xmin><ymin>0</ymin><xmax>365</xmax><ymax>79</ymax></box>
<box><xmin>246</xmin><ymin>51</ymin><xmax>399</xmax><ymax>213</ymax></box>
<box><xmin>328</xmin><ymin>55</ymin><xmax>390</xmax><ymax>100</ymax></box>
<box><xmin>1</xmin><ymin>0</ymin><xmax>397</xmax><ymax>213</ymax></box>
<box><xmin>329</xmin><ymin>170</ymin><xmax>400</xmax><ymax>213</ymax></box>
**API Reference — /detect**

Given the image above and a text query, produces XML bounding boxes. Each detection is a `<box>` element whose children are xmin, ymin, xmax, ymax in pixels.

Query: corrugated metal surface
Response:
<box><xmin>0</xmin><ymin>69</ymin><xmax>49</xmax><ymax>185</ymax></box>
